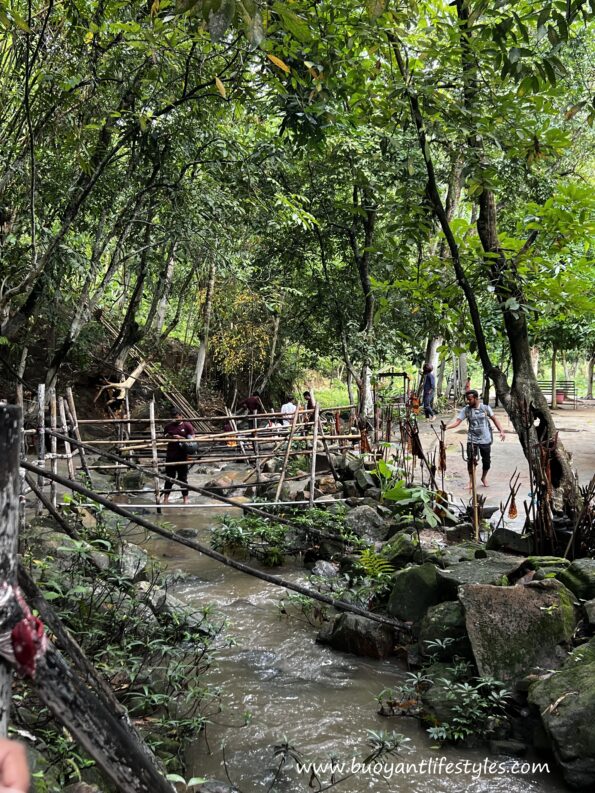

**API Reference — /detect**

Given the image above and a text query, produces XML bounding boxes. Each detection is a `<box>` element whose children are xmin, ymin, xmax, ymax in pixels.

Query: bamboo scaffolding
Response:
<box><xmin>309</xmin><ymin>404</ymin><xmax>320</xmax><ymax>508</ymax></box>
<box><xmin>73</xmin><ymin>405</ymin><xmax>357</xmax><ymax>425</ymax></box>
<box><xmin>66</xmin><ymin>387</ymin><xmax>91</xmax><ymax>481</ymax></box>
<box><xmin>318</xmin><ymin>413</ymin><xmax>339</xmax><ymax>481</ymax></box>
<box><xmin>36</xmin><ymin>384</ymin><xmax>46</xmax><ymax>516</ymax></box>
<box><xmin>50</xmin><ymin>390</ymin><xmax>58</xmax><ymax>509</ymax></box>
<box><xmin>45</xmin><ymin>430</ymin><xmax>350</xmax><ymax>540</ymax></box>
<box><xmin>59</xmin><ymin>396</ymin><xmax>76</xmax><ymax>480</ymax></box>
<box><xmin>149</xmin><ymin>400</ymin><xmax>161</xmax><ymax>505</ymax></box>
<box><xmin>274</xmin><ymin>406</ymin><xmax>300</xmax><ymax>502</ymax></box>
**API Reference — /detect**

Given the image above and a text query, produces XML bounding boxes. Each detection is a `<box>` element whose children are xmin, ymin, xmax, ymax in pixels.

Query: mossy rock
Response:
<box><xmin>430</xmin><ymin>541</ymin><xmax>484</xmax><ymax>569</ymax></box>
<box><xmin>387</xmin><ymin>562</ymin><xmax>441</xmax><ymax>623</ymax></box>
<box><xmin>557</xmin><ymin>558</ymin><xmax>595</xmax><ymax>601</ymax></box>
<box><xmin>459</xmin><ymin>579</ymin><xmax>577</xmax><ymax>686</ymax></box>
<box><xmin>436</xmin><ymin>556</ymin><xmax>525</xmax><ymax>600</ymax></box>
<box><xmin>418</xmin><ymin>601</ymin><xmax>472</xmax><ymax>660</ymax></box>
<box><xmin>382</xmin><ymin>530</ymin><xmax>421</xmax><ymax>568</ymax></box>
<box><xmin>529</xmin><ymin>636</ymin><xmax>595</xmax><ymax>788</ymax></box>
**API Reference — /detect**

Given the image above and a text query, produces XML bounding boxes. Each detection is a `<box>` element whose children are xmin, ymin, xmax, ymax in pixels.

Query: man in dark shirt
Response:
<box><xmin>303</xmin><ymin>391</ymin><xmax>315</xmax><ymax>411</ymax></box>
<box><xmin>163</xmin><ymin>408</ymin><xmax>194</xmax><ymax>504</ymax></box>
<box><xmin>422</xmin><ymin>363</ymin><xmax>436</xmax><ymax>420</ymax></box>
<box><xmin>238</xmin><ymin>391</ymin><xmax>264</xmax><ymax>414</ymax></box>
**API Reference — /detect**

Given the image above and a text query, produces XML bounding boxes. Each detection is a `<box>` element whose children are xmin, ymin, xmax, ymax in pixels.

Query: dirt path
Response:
<box><xmin>417</xmin><ymin>405</ymin><xmax>595</xmax><ymax>511</ymax></box>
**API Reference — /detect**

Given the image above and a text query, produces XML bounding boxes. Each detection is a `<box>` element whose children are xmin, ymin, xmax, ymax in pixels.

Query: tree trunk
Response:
<box><xmin>530</xmin><ymin>346</ymin><xmax>540</xmax><ymax>377</ymax></box>
<box><xmin>346</xmin><ymin>369</ymin><xmax>354</xmax><ymax>405</ymax></box>
<box><xmin>436</xmin><ymin>356</ymin><xmax>446</xmax><ymax>397</ymax></box>
<box><xmin>551</xmin><ymin>346</ymin><xmax>557</xmax><ymax>410</ymax></box>
<box><xmin>359</xmin><ymin>361</ymin><xmax>373</xmax><ymax>417</ymax></box>
<box><xmin>152</xmin><ymin>242</ymin><xmax>177</xmax><ymax>336</ymax></box>
<box><xmin>194</xmin><ymin>257</ymin><xmax>216</xmax><ymax>406</ymax></box>
<box><xmin>425</xmin><ymin>336</ymin><xmax>441</xmax><ymax>371</ymax></box>
<box><xmin>587</xmin><ymin>354</ymin><xmax>594</xmax><ymax>400</ymax></box>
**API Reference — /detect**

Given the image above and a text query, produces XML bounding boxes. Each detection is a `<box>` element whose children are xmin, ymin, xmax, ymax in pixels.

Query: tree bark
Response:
<box><xmin>194</xmin><ymin>257</ymin><xmax>216</xmax><ymax>406</ymax></box>
<box><xmin>551</xmin><ymin>346</ymin><xmax>557</xmax><ymax>410</ymax></box>
<box><xmin>587</xmin><ymin>354</ymin><xmax>594</xmax><ymax>400</ymax></box>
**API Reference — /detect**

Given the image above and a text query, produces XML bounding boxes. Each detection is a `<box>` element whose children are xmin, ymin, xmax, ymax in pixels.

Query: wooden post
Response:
<box><xmin>124</xmin><ymin>391</ymin><xmax>131</xmax><ymax>440</ymax></box>
<box><xmin>309</xmin><ymin>404</ymin><xmax>320</xmax><ymax>507</ymax></box>
<box><xmin>36</xmin><ymin>384</ymin><xmax>46</xmax><ymax>516</ymax></box>
<box><xmin>49</xmin><ymin>390</ymin><xmax>58</xmax><ymax>509</ymax></box>
<box><xmin>275</xmin><ymin>407</ymin><xmax>300</xmax><ymax>501</ymax></box>
<box><xmin>0</xmin><ymin>404</ymin><xmax>21</xmax><ymax>736</ymax></box>
<box><xmin>58</xmin><ymin>396</ymin><xmax>76</xmax><ymax>481</ymax></box>
<box><xmin>66</xmin><ymin>387</ymin><xmax>91</xmax><ymax>480</ymax></box>
<box><xmin>149</xmin><ymin>400</ymin><xmax>161</xmax><ymax>505</ymax></box>
<box><xmin>318</xmin><ymin>413</ymin><xmax>339</xmax><ymax>482</ymax></box>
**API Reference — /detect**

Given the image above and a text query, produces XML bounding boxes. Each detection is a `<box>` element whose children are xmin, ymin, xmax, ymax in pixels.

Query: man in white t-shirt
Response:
<box><xmin>445</xmin><ymin>390</ymin><xmax>505</xmax><ymax>488</ymax></box>
<box><xmin>280</xmin><ymin>397</ymin><xmax>297</xmax><ymax>426</ymax></box>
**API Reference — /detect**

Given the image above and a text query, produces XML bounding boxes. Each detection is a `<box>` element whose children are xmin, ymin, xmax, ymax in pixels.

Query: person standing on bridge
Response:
<box><xmin>163</xmin><ymin>407</ymin><xmax>194</xmax><ymax>505</ymax></box>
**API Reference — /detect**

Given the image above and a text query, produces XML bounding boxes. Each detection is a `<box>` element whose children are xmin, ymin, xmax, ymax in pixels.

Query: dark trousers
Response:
<box><xmin>467</xmin><ymin>442</ymin><xmax>491</xmax><ymax>475</ymax></box>
<box><xmin>164</xmin><ymin>461</ymin><xmax>189</xmax><ymax>497</ymax></box>
<box><xmin>423</xmin><ymin>390</ymin><xmax>435</xmax><ymax>418</ymax></box>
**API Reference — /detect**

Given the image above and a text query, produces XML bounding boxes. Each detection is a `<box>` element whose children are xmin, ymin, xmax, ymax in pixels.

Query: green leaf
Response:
<box><xmin>366</xmin><ymin>0</ymin><xmax>388</xmax><ymax>20</ymax></box>
<box><xmin>273</xmin><ymin>2</ymin><xmax>311</xmax><ymax>43</ymax></box>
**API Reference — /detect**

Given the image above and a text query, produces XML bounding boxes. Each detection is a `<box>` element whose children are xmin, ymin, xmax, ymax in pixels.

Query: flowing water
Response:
<box><xmin>123</xmin><ymin>468</ymin><xmax>563</xmax><ymax>793</ymax></box>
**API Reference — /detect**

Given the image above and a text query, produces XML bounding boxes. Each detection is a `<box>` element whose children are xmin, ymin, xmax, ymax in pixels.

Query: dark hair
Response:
<box><xmin>170</xmin><ymin>406</ymin><xmax>183</xmax><ymax>417</ymax></box>
<box><xmin>423</xmin><ymin>364</ymin><xmax>433</xmax><ymax>373</ymax></box>
<box><xmin>251</xmin><ymin>390</ymin><xmax>261</xmax><ymax>397</ymax></box>
<box><xmin>465</xmin><ymin>389</ymin><xmax>479</xmax><ymax>399</ymax></box>
<box><xmin>303</xmin><ymin>391</ymin><xmax>311</xmax><ymax>397</ymax></box>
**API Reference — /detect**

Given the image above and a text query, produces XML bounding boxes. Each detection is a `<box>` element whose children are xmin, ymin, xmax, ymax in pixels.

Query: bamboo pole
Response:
<box><xmin>149</xmin><ymin>400</ymin><xmax>160</xmax><ymax>505</ymax></box>
<box><xmin>225</xmin><ymin>406</ymin><xmax>247</xmax><ymax>458</ymax></box>
<box><xmin>66</xmin><ymin>387</ymin><xmax>91</xmax><ymax>480</ymax></box>
<box><xmin>275</xmin><ymin>406</ymin><xmax>300</xmax><ymax>501</ymax></box>
<box><xmin>318</xmin><ymin>412</ymin><xmax>339</xmax><ymax>482</ymax></box>
<box><xmin>73</xmin><ymin>405</ymin><xmax>357</xmax><ymax>424</ymax></box>
<box><xmin>50</xmin><ymin>390</ymin><xmax>58</xmax><ymax>509</ymax></box>
<box><xmin>309</xmin><ymin>404</ymin><xmax>320</xmax><ymax>508</ymax></box>
<box><xmin>124</xmin><ymin>391</ymin><xmax>131</xmax><ymax>439</ymax></box>
<box><xmin>58</xmin><ymin>396</ymin><xmax>76</xmax><ymax>481</ymax></box>
<box><xmin>36</xmin><ymin>384</ymin><xmax>46</xmax><ymax>516</ymax></box>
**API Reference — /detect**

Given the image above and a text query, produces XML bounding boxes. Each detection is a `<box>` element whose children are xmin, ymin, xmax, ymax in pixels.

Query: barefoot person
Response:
<box><xmin>163</xmin><ymin>407</ymin><xmax>195</xmax><ymax>505</ymax></box>
<box><xmin>445</xmin><ymin>390</ymin><xmax>506</xmax><ymax>488</ymax></box>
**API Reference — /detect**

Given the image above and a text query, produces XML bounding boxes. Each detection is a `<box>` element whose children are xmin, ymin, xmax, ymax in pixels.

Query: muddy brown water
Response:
<box><xmin>118</xmin><ymin>464</ymin><xmax>565</xmax><ymax>793</ymax></box>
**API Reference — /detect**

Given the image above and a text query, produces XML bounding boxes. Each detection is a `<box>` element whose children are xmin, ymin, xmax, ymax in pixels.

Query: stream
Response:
<box><xmin>121</xmin><ymin>467</ymin><xmax>563</xmax><ymax>793</ymax></box>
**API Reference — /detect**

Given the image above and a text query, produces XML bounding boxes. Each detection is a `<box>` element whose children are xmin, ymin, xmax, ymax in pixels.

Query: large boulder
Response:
<box><xmin>317</xmin><ymin>613</ymin><xmax>395</xmax><ymax>659</ymax></box>
<box><xmin>528</xmin><ymin>637</ymin><xmax>595</xmax><ymax>789</ymax></box>
<box><xmin>436</xmin><ymin>556</ymin><xmax>525</xmax><ymax>599</ymax></box>
<box><xmin>355</xmin><ymin>468</ymin><xmax>377</xmax><ymax>491</ymax></box>
<box><xmin>557</xmin><ymin>558</ymin><xmax>595</xmax><ymax>601</ymax></box>
<box><xmin>118</xmin><ymin>542</ymin><xmax>149</xmax><ymax>582</ymax></box>
<box><xmin>204</xmin><ymin>473</ymin><xmax>241</xmax><ymax>497</ymax></box>
<box><xmin>344</xmin><ymin>505</ymin><xmax>386</xmax><ymax>542</ymax></box>
<box><xmin>317</xmin><ymin>474</ymin><xmax>339</xmax><ymax>494</ymax></box>
<box><xmin>418</xmin><ymin>601</ymin><xmax>472</xmax><ymax>661</ymax></box>
<box><xmin>431</xmin><ymin>542</ymin><xmax>484</xmax><ymax>569</ymax></box>
<box><xmin>387</xmin><ymin>563</ymin><xmax>441</xmax><ymax>623</ymax></box>
<box><xmin>459</xmin><ymin>579</ymin><xmax>577</xmax><ymax>685</ymax></box>
<box><xmin>486</xmin><ymin>527</ymin><xmax>534</xmax><ymax>555</ymax></box>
